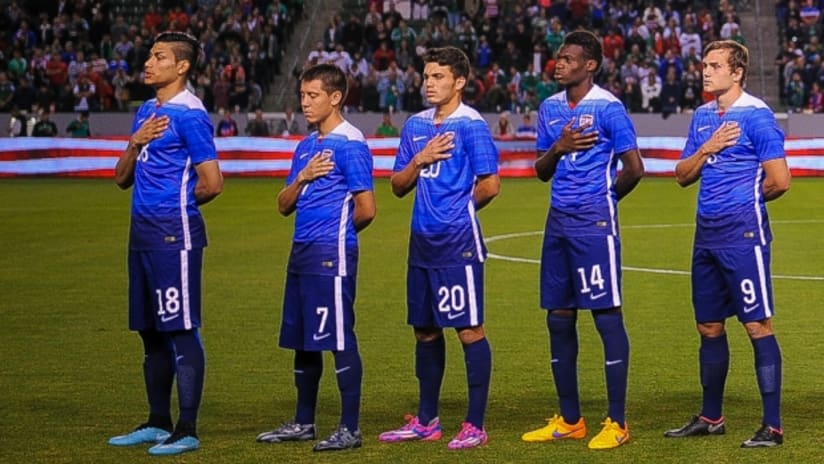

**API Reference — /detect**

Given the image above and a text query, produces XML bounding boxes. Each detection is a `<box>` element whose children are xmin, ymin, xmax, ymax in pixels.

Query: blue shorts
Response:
<box><xmin>129</xmin><ymin>249</ymin><xmax>203</xmax><ymax>332</ymax></box>
<box><xmin>406</xmin><ymin>263</ymin><xmax>485</xmax><ymax>328</ymax></box>
<box><xmin>691</xmin><ymin>245</ymin><xmax>775</xmax><ymax>323</ymax></box>
<box><xmin>279</xmin><ymin>273</ymin><xmax>358</xmax><ymax>352</ymax></box>
<box><xmin>540</xmin><ymin>235</ymin><xmax>622</xmax><ymax>310</ymax></box>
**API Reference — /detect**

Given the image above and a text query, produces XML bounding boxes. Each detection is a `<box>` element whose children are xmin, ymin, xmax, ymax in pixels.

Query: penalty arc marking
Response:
<box><xmin>485</xmin><ymin>221</ymin><xmax>824</xmax><ymax>282</ymax></box>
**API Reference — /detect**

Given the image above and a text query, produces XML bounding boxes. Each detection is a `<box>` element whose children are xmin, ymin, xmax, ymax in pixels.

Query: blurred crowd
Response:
<box><xmin>775</xmin><ymin>0</ymin><xmax>824</xmax><ymax>113</ymax></box>
<box><xmin>298</xmin><ymin>0</ymin><xmax>748</xmax><ymax>118</ymax></box>
<box><xmin>0</xmin><ymin>0</ymin><xmax>304</xmax><ymax>136</ymax></box>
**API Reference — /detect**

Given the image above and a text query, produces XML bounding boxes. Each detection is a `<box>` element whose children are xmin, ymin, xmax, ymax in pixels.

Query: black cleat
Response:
<box><xmin>741</xmin><ymin>424</ymin><xmax>783</xmax><ymax>448</ymax></box>
<box><xmin>313</xmin><ymin>424</ymin><xmax>362</xmax><ymax>451</ymax></box>
<box><xmin>664</xmin><ymin>415</ymin><xmax>726</xmax><ymax>438</ymax></box>
<box><xmin>256</xmin><ymin>421</ymin><xmax>316</xmax><ymax>443</ymax></box>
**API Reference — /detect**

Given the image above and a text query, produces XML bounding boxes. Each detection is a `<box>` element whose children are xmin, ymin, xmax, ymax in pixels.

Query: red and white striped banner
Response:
<box><xmin>1</xmin><ymin>137</ymin><xmax>823</xmax><ymax>177</ymax></box>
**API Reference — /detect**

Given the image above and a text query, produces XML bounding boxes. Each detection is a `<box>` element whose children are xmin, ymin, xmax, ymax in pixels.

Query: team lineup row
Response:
<box><xmin>106</xmin><ymin>30</ymin><xmax>790</xmax><ymax>456</ymax></box>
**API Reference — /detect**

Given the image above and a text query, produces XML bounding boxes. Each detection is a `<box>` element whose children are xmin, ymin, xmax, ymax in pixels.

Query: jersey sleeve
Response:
<box><xmin>179</xmin><ymin>109</ymin><xmax>218</xmax><ymax>165</ymax></box>
<box><xmin>394</xmin><ymin>119</ymin><xmax>416</xmax><ymax>172</ymax></box>
<box><xmin>747</xmin><ymin>108</ymin><xmax>785</xmax><ymax>163</ymax></box>
<box><xmin>680</xmin><ymin>113</ymin><xmax>700</xmax><ymax>160</ymax></box>
<box><xmin>603</xmin><ymin>101</ymin><xmax>638</xmax><ymax>155</ymax></box>
<box><xmin>465</xmin><ymin>119</ymin><xmax>499</xmax><ymax>176</ymax></box>
<box><xmin>536</xmin><ymin>101</ymin><xmax>554</xmax><ymax>152</ymax></box>
<box><xmin>342</xmin><ymin>140</ymin><xmax>374</xmax><ymax>193</ymax></box>
<box><xmin>286</xmin><ymin>139</ymin><xmax>307</xmax><ymax>185</ymax></box>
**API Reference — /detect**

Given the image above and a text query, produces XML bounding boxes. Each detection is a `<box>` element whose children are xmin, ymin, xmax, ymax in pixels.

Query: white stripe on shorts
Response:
<box><xmin>465</xmin><ymin>265</ymin><xmax>479</xmax><ymax>326</ymax></box>
<box><xmin>607</xmin><ymin>235</ymin><xmax>621</xmax><ymax>307</ymax></box>
<box><xmin>754</xmin><ymin>245</ymin><xmax>772</xmax><ymax>318</ymax></box>
<box><xmin>335</xmin><ymin>276</ymin><xmax>344</xmax><ymax>350</ymax></box>
<box><xmin>180</xmin><ymin>249</ymin><xmax>192</xmax><ymax>329</ymax></box>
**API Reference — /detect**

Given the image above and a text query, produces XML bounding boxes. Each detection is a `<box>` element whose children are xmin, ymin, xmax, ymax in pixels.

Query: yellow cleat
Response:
<box><xmin>522</xmin><ymin>415</ymin><xmax>587</xmax><ymax>442</ymax></box>
<box><xmin>588</xmin><ymin>418</ymin><xmax>629</xmax><ymax>450</ymax></box>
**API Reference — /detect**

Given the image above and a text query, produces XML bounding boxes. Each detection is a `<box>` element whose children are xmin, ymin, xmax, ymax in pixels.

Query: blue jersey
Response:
<box><xmin>129</xmin><ymin>90</ymin><xmax>217</xmax><ymax>251</ymax></box>
<box><xmin>287</xmin><ymin>121</ymin><xmax>373</xmax><ymax>277</ymax></box>
<box><xmin>681</xmin><ymin>93</ymin><xmax>785</xmax><ymax>248</ymax></box>
<box><xmin>537</xmin><ymin>85</ymin><xmax>638</xmax><ymax>237</ymax></box>
<box><xmin>394</xmin><ymin>103</ymin><xmax>499</xmax><ymax>268</ymax></box>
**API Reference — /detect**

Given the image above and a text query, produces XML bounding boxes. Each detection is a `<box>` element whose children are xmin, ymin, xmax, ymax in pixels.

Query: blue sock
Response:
<box><xmin>333</xmin><ymin>350</ymin><xmax>363</xmax><ymax>431</ymax></box>
<box><xmin>462</xmin><ymin>337</ymin><xmax>491</xmax><ymax>429</ymax></box>
<box><xmin>139</xmin><ymin>330</ymin><xmax>174</xmax><ymax>430</ymax></box>
<box><xmin>593</xmin><ymin>311</ymin><xmax>630</xmax><ymax>427</ymax></box>
<box><xmin>294</xmin><ymin>350</ymin><xmax>323</xmax><ymax>425</ymax></box>
<box><xmin>699</xmin><ymin>333</ymin><xmax>729</xmax><ymax>421</ymax></box>
<box><xmin>547</xmin><ymin>312</ymin><xmax>580</xmax><ymax>424</ymax></box>
<box><xmin>416</xmin><ymin>336</ymin><xmax>445</xmax><ymax>424</ymax></box>
<box><xmin>752</xmin><ymin>335</ymin><xmax>782</xmax><ymax>429</ymax></box>
<box><xmin>169</xmin><ymin>330</ymin><xmax>205</xmax><ymax>428</ymax></box>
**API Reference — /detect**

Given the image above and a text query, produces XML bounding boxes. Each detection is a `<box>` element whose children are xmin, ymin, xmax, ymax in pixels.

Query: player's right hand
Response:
<box><xmin>414</xmin><ymin>132</ymin><xmax>454</xmax><ymax>168</ymax></box>
<box><xmin>703</xmin><ymin>121</ymin><xmax>741</xmax><ymax>154</ymax></box>
<box><xmin>131</xmin><ymin>114</ymin><xmax>170</xmax><ymax>146</ymax></box>
<box><xmin>299</xmin><ymin>151</ymin><xmax>335</xmax><ymax>183</ymax></box>
<box><xmin>555</xmin><ymin>118</ymin><xmax>598</xmax><ymax>153</ymax></box>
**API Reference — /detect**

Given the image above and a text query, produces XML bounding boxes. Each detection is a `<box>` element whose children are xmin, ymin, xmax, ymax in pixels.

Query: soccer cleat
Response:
<box><xmin>108</xmin><ymin>424</ymin><xmax>171</xmax><ymax>446</ymax></box>
<box><xmin>447</xmin><ymin>422</ymin><xmax>488</xmax><ymax>449</ymax></box>
<box><xmin>256</xmin><ymin>421</ymin><xmax>316</xmax><ymax>443</ymax></box>
<box><xmin>313</xmin><ymin>424</ymin><xmax>363</xmax><ymax>451</ymax></box>
<box><xmin>587</xmin><ymin>418</ymin><xmax>629</xmax><ymax>450</ymax></box>
<box><xmin>521</xmin><ymin>414</ymin><xmax>587</xmax><ymax>442</ymax></box>
<box><xmin>664</xmin><ymin>415</ymin><xmax>725</xmax><ymax>438</ymax></box>
<box><xmin>378</xmin><ymin>414</ymin><xmax>443</xmax><ymax>442</ymax></box>
<box><xmin>741</xmin><ymin>424</ymin><xmax>784</xmax><ymax>448</ymax></box>
<box><xmin>147</xmin><ymin>431</ymin><xmax>200</xmax><ymax>456</ymax></box>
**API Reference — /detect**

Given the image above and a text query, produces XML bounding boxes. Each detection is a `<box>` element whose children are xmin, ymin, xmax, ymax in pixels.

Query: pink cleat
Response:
<box><xmin>447</xmin><ymin>422</ymin><xmax>488</xmax><ymax>449</ymax></box>
<box><xmin>378</xmin><ymin>415</ymin><xmax>443</xmax><ymax>442</ymax></box>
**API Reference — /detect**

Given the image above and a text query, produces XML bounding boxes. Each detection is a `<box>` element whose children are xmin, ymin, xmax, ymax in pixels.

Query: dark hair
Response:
<box><xmin>299</xmin><ymin>64</ymin><xmax>348</xmax><ymax>103</ymax></box>
<box><xmin>562</xmin><ymin>30</ymin><xmax>603</xmax><ymax>73</ymax></box>
<box><xmin>423</xmin><ymin>46</ymin><xmax>470</xmax><ymax>80</ymax></box>
<box><xmin>703</xmin><ymin>40</ymin><xmax>749</xmax><ymax>86</ymax></box>
<box><xmin>154</xmin><ymin>31</ymin><xmax>202</xmax><ymax>76</ymax></box>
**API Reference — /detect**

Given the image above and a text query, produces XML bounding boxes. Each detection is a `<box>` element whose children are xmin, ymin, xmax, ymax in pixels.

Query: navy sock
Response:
<box><xmin>547</xmin><ymin>312</ymin><xmax>580</xmax><ymax>423</ymax></box>
<box><xmin>593</xmin><ymin>312</ymin><xmax>630</xmax><ymax>427</ymax></box>
<box><xmin>169</xmin><ymin>330</ymin><xmax>205</xmax><ymax>427</ymax></box>
<box><xmin>416</xmin><ymin>336</ymin><xmax>445</xmax><ymax>424</ymax></box>
<box><xmin>752</xmin><ymin>335</ymin><xmax>782</xmax><ymax>429</ymax></box>
<box><xmin>462</xmin><ymin>337</ymin><xmax>492</xmax><ymax>429</ymax></box>
<box><xmin>294</xmin><ymin>350</ymin><xmax>323</xmax><ymax>425</ymax></box>
<box><xmin>333</xmin><ymin>350</ymin><xmax>363</xmax><ymax>431</ymax></box>
<box><xmin>139</xmin><ymin>330</ymin><xmax>174</xmax><ymax>430</ymax></box>
<box><xmin>699</xmin><ymin>333</ymin><xmax>729</xmax><ymax>421</ymax></box>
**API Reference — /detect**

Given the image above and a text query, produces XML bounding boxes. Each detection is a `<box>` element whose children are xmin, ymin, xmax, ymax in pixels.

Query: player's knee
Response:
<box><xmin>414</xmin><ymin>327</ymin><xmax>443</xmax><ymax>343</ymax></box>
<box><xmin>743</xmin><ymin>320</ymin><xmax>773</xmax><ymax>339</ymax></box>
<box><xmin>456</xmin><ymin>326</ymin><xmax>485</xmax><ymax>345</ymax></box>
<box><xmin>697</xmin><ymin>322</ymin><xmax>725</xmax><ymax>338</ymax></box>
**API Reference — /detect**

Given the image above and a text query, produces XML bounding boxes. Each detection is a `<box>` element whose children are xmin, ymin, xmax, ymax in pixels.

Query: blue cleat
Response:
<box><xmin>108</xmin><ymin>425</ymin><xmax>171</xmax><ymax>447</ymax></box>
<box><xmin>148</xmin><ymin>432</ymin><xmax>200</xmax><ymax>456</ymax></box>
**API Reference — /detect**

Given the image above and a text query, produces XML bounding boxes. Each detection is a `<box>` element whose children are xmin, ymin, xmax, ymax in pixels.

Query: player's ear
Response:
<box><xmin>586</xmin><ymin>59</ymin><xmax>598</xmax><ymax>73</ymax></box>
<box><xmin>455</xmin><ymin>76</ymin><xmax>466</xmax><ymax>92</ymax></box>
<box><xmin>329</xmin><ymin>90</ymin><xmax>343</xmax><ymax>107</ymax></box>
<box><xmin>177</xmin><ymin>59</ymin><xmax>191</xmax><ymax>76</ymax></box>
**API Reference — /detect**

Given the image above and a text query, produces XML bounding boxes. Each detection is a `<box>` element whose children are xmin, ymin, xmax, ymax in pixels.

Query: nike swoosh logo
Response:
<box><xmin>413</xmin><ymin>135</ymin><xmax>427</xmax><ymax>141</ymax></box>
<box><xmin>175</xmin><ymin>355</ymin><xmax>184</xmax><ymax>363</ymax></box>
<box><xmin>313</xmin><ymin>333</ymin><xmax>331</xmax><ymax>341</ymax></box>
<box><xmin>698</xmin><ymin>125</ymin><xmax>711</xmax><ymax>132</ymax></box>
<box><xmin>161</xmin><ymin>314</ymin><xmax>179</xmax><ymax>323</ymax></box>
<box><xmin>743</xmin><ymin>304</ymin><xmax>759</xmax><ymax>313</ymax></box>
<box><xmin>447</xmin><ymin>311</ymin><xmax>466</xmax><ymax>320</ymax></box>
<box><xmin>552</xmin><ymin>430</ymin><xmax>576</xmax><ymax>438</ymax></box>
<box><xmin>707</xmin><ymin>422</ymin><xmax>724</xmax><ymax>433</ymax></box>
<box><xmin>298</xmin><ymin>152</ymin><xmax>310</xmax><ymax>159</ymax></box>
<box><xmin>335</xmin><ymin>366</ymin><xmax>351</xmax><ymax>374</ymax></box>
<box><xmin>589</xmin><ymin>291</ymin><xmax>607</xmax><ymax>300</ymax></box>
<box><xmin>550</xmin><ymin>358</ymin><xmax>559</xmax><ymax>364</ymax></box>
<box><xmin>605</xmin><ymin>359</ymin><xmax>623</xmax><ymax>366</ymax></box>
<box><xmin>548</xmin><ymin>119</ymin><xmax>561</xmax><ymax>125</ymax></box>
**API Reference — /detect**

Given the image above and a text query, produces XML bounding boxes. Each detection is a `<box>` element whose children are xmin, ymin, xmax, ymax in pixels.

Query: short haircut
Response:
<box><xmin>300</xmin><ymin>63</ymin><xmax>348</xmax><ymax>102</ymax></box>
<box><xmin>154</xmin><ymin>31</ymin><xmax>201</xmax><ymax>76</ymax></box>
<box><xmin>562</xmin><ymin>30</ymin><xmax>603</xmax><ymax>73</ymax></box>
<box><xmin>703</xmin><ymin>40</ymin><xmax>749</xmax><ymax>86</ymax></box>
<box><xmin>423</xmin><ymin>46</ymin><xmax>470</xmax><ymax>80</ymax></box>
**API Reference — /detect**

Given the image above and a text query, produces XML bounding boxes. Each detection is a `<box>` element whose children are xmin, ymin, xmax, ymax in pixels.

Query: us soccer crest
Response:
<box><xmin>321</xmin><ymin>148</ymin><xmax>334</xmax><ymax>159</ymax></box>
<box><xmin>579</xmin><ymin>114</ymin><xmax>594</xmax><ymax>128</ymax></box>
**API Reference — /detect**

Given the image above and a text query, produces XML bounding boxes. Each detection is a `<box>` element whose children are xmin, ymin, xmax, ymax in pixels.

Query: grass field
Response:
<box><xmin>0</xmin><ymin>177</ymin><xmax>822</xmax><ymax>464</ymax></box>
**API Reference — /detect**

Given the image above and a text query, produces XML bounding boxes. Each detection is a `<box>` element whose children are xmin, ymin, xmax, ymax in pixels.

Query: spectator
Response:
<box><xmin>66</xmin><ymin>111</ymin><xmax>91</xmax><ymax>137</ymax></box>
<box><xmin>492</xmin><ymin>111</ymin><xmax>512</xmax><ymax>138</ymax></box>
<box><xmin>375</xmin><ymin>110</ymin><xmax>399</xmax><ymax>136</ymax></box>
<box><xmin>73</xmin><ymin>73</ymin><xmax>97</xmax><ymax>111</ymax></box>
<box><xmin>641</xmin><ymin>72</ymin><xmax>662</xmax><ymax>112</ymax></box>
<box><xmin>32</xmin><ymin>109</ymin><xmax>58</xmax><ymax>137</ymax></box>
<box><xmin>216</xmin><ymin>108</ymin><xmax>239</xmax><ymax>136</ymax></box>
<box><xmin>515</xmin><ymin>113</ymin><xmax>537</xmax><ymax>139</ymax></box>
<box><xmin>245</xmin><ymin>108</ymin><xmax>270</xmax><ymax>136</ymax></box>
<box><xmin>659</xmin><ymin>67</ymin><xmax>682</xmax><ymax>118</ymax></box>
<box><xmin>274</xmin><ymin>106</ymin><xmax>302</xmax><ymax>136</ymax></box>
<box><xmin>808</xmin><ymin>81</ymin><xmax>824</xmax><ymax>112</ymax></box>
<box><xmin>0</xmin><ymin>72</ymin><xmax>16</xmax><ymax>112</ymax></box>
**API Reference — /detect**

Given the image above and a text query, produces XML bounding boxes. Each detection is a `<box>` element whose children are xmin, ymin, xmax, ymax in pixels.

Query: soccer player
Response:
<box><xmin>521</xmin><ymin>30</ymin><xmax>644</xmax><ymax>450</ymax></box>
<box><xmin>256</xmin><ymin>64</ymin><xmax>376</xmax><ymax>452</ymax></box>
<box><xmin>378</xmin><ymin>46</ymin><xmax>500</xmax><ymax>450</ymax></box>
<box><xmin>109</xmin><ymin>31</ymin><xmax>223</xmax><ymax>456</ymax></box>
<box><xmin>664</xmin><ymin>40</ymin><xmax>790</xmax><ymax>448</ymax></box>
